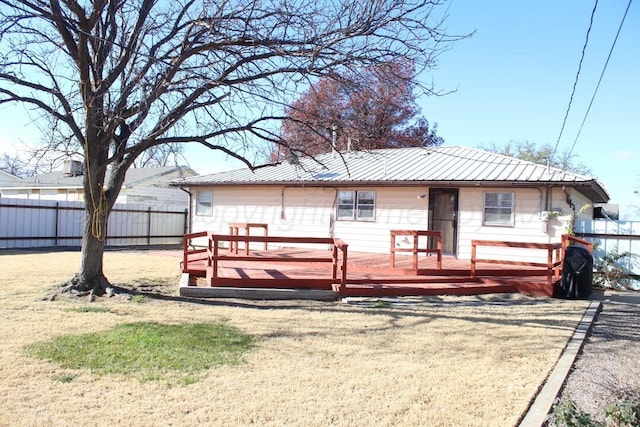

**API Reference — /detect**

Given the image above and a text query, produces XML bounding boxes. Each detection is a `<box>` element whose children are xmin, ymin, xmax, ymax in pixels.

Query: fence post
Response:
<box><xmin>55</xmin><ymin>202</ymin><xmax>60</xmax><ymax>247</ymax></box>
<box><xmin>147</xmin><ymin>206</ymin><xmax>152</xmax><ymax>247</ymax></box>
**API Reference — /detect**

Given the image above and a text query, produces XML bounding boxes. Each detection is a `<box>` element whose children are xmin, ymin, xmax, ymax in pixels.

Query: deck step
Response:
<box><xmin>179</xmin><ymin>285</ymin><xmax>339</xmax><ymax>301</ymax></box>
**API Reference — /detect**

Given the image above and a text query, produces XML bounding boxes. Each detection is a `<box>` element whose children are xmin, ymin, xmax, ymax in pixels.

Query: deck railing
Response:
<box><xmin>389</xmin><ymin>230</ymin><xmax>442</xmax><ymax>270</ymax></box>
<box><xmin>205</xmin><ymin>234</ymin><xmax>349</xmax><ymax>291</ymax></box>
<box><xmin>471</xmin><ymin>239</ymin><xmax>563</xmax><ymax>288</ymax></box>
<box><xmin>182</xmin><ymin>231</ymin><xmax>209</xmax><ymax>275</ymax></box>
<box><xmin>561</xmin><ymin>234</ymin><xmax>594</xmax><ymax>254</ymax></box>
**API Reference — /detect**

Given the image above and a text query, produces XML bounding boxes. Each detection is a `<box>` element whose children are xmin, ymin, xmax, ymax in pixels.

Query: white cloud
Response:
<box><xmin>612</xmin><ymin>150</ymin><xmax>640</xmax><ymax>161</ymax></box>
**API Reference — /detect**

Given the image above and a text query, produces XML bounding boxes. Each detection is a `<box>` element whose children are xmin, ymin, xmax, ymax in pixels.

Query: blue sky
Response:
<box><xmin>1</xmin><ymin>1</ymin><xmax>638</xmax><ymax>217</ymax></box>
<box><xmin>422</xmin><ymin>0</ymin><xmax>639</xmax><ymax>218</ymax></box>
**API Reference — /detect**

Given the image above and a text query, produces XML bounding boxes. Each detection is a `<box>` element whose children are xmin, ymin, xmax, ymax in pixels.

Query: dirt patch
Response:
<box><xmin>0</xmin><ymin>250</ymin><xmax>591</xmax><ymax>426</ymax></box>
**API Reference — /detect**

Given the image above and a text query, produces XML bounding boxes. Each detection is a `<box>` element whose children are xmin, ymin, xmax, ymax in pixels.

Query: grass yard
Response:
<box><xmin>0</xmin><ymin>250</ymin><xmax>590</xmax><ymax>426</ymax></box>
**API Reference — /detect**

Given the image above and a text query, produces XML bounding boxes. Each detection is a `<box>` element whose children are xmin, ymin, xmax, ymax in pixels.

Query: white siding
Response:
<box><xmin>191</xmin><ymin>186</ymin><xmax>430</xmax><ymax>253</ymax></box>
<box><xmin>190</xmin><ymin>184</ymin><xmax>596</xmax><ymax>263</ymax></box>
<box><xmin>191</xmin><ymin>186</ymin><xmax>335</xmax><ymax>250</ymax></box>
<box><xmin>333</xmin><ymin>187</ymin><xmax>429</xmax><ymax>253</ymax></box>
<box><xmin>458</xmin><ymin>187</ymin><xmax>578</xmax><ymax>262</ymax></box>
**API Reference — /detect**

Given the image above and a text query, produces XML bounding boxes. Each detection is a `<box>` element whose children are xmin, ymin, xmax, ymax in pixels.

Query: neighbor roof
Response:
<box><xmin>0</xmin><ymin>170</ymin><xmax>21</xmax><ymax>183</ymax></box>
<box><xmin>1</xmin><ymin>166</ymin><xmax>196</xmax><ymax>190</ymax></box>
<box><xmin>173</xmin><ymin>145</ymin><xmax>609</xmax><ymax>203</ymax></box>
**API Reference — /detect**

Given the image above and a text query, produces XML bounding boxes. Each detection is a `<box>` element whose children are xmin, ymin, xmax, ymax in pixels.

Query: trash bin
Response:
<box><xmin>555</xmin><ymin>246</ymin><xmax>593</xmax><ymax>299</ymax></box>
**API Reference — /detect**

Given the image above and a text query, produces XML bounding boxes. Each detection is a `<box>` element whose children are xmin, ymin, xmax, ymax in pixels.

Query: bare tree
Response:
<box><xmin>0</xmin><ymin>151</ymin><xmax>28</xmax><ymax>177</ymax></box>
<box><xmin>0</xmin><ymin>0</ymin><xmax>465</xmax><ymax>295</ymax></box>
<box><xmin>480</xmin><ymin>140</ymin><xmax>592</xmax><ymax>176</ymax></box>
<box><xmin>133</xmin><ymin>143</ymin><xmax>186</xmax><ymax>168</ymax></box>
<box><xmin>0</xmin><ymin>144</ymin><xmax>60</xmax><ymax>177</ymax></box>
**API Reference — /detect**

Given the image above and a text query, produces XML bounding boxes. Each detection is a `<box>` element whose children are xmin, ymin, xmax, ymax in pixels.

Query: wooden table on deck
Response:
<box><xmin>228</xmin><ymin>222</ymin><xmax>269</xmax><ymax>255</ymax></box>
<box><xmin>390</xmin><ymin>229</ymin><xmax>442</xmax><ymax>270</ymax></box>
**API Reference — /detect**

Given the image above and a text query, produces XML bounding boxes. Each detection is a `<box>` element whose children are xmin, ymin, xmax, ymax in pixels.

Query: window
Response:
<box><xmin>483</xmin><ymin>192</ymin><xmax>514</xmax><ymax>226</ymax></box>
<box><xmin>195</xmin><ymin>190</ymin><xmax>212</xmax><ymax>216</ymax></box>
<box><xmin>337</xmin><ymin>190</ymin><xmax>376</xmax><ymax>221</ymax></box>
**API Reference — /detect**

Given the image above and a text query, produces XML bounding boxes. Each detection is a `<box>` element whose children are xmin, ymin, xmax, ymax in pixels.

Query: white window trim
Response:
<box><xmin>337</xmin><ymin>190</ymin><xmax>376</xmax><ymax>221</ymax></box>
<box><xmin>195</xmin><ymin>190</ymin><xmax>213</xmax><ymax>216</ymax></box>
<box><xmin>483</xmin><ymin>191</ymin><xmax>514</xmax><ymax>227</ymax></box>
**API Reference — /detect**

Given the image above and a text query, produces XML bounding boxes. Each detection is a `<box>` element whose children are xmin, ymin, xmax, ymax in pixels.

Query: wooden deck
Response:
<box><xmin>182</xmin><ymin>247</ymin><xmax>550</xmax><ymax>299</ymax></box>
<box><xmin>179</xmin><ymin>232</ymin><xmax>594</xmax><ymax>300</ymax></box>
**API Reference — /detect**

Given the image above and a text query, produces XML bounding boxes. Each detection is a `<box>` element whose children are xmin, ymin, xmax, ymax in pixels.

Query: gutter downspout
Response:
<box><xmin>563</xmin><ymin>186</ymin><xmax>576</xmax><ymax>235</ymax></box>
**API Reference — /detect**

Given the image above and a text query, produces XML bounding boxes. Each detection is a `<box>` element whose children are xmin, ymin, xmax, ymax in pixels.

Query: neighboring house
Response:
<box><xmin>0</xmin><ymin>169</ymin><xmax>22</xmax><ymax>185</ymax></box>
<box><xmin>171</xmin><ymin>145</ymin><xmax>609</xmax><ymax>262</ymax></box>
<box><xmin>0</xmin><ymin>160</ymin><xmax>197</xmax><ymax>205</ymax></box>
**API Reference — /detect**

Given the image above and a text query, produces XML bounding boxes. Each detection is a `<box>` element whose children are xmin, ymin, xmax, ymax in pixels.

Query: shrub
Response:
<box><xmin>551</xmin><ymin>395</ymin><xmax>640</xmax><ymax>427</ymax></box>
<box><xmin>592</xmin><ymin>250</ymin><xmax>638</xmax><ymax>290</ymax></box>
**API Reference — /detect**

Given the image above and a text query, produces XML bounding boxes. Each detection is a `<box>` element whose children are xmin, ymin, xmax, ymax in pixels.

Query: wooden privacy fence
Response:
<box><xmin>0</xmin><ymin>198</ymin><xmax>187</xmax><ymax>249</ymax></box>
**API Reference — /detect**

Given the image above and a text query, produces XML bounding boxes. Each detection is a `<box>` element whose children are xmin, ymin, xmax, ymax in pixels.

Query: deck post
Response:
<box><xmin>211</xmin><ymin>235</ymin><xmax>219</xmax><ymax>286</ymax></box>
<box><xmin>340</xmin><ymin>243</ymin><xmax>348</xmax><ymax>293</ymax></box>
<box><xmin>556</xmin><ymin>246</ymin><xmax>562</xmax><ymax>281</ymax></box>
<box><xmin>182</xmin><ymin>235</ymin><xmax>189</xmax><ymax>273</ymax></box>
<box><xmin>332</xmin><ymin>243</ymin><xmax>338</xmax><ymax>280</ymax></box>
<box><xmin>389</xmin><ymin>233</ymin><xmax>394</xmax><ymax>268</ymax></box>
<box><xmin>206</xmin><ymin>233</ymin><xmax>213</xmax><ymax>268</ymax></box>
<box><xmin>412</xmin><ymin>231</ymin><xmax>419</xmax><ymax>270</ymax></box>
<box><xmin>470</xmin><ymin>241</ymin><xmax>476</xmax><ymax>278</ymax></box>
<box><xmin>546</xmin><ymin>246</ymin><xmax>553</xmax><ymax>288</ymax></box>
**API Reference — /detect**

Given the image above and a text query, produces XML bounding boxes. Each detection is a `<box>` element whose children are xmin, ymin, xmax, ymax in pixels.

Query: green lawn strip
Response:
<box><xmin>66</xmin><ymin>306</ymin><xmax>111</xmax><ymax>313</ymax></box>
<box><xmin>24</xmin><ymin>321</ymin><xmax>254</xmax><ymax>383</ymax></box>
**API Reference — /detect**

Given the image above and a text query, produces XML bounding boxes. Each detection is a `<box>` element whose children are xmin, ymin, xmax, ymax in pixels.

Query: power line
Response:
<box><xmin>567</xmin><ymin>0</ymin><xmax>634</xmax><ymax>158</ymax></box>
<box><xmin>550</xmin><ymin>0</ymin><xmax>599</xmax><ymax>162</ymax></box>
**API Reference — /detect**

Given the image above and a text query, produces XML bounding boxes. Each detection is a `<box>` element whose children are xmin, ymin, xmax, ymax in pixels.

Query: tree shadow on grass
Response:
<box><xmin>106</xmin><ymin>281</ymin><xmax>595</xmax><ymax>342</ymax></box>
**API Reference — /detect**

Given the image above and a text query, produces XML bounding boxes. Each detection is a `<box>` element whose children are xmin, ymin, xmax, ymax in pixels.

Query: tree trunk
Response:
<box><xmin>61</xmin><ymin>83</ymin><xmax>115</xmax><ymax>295</ymax></box>
<box><xmin>62</xmin><ymin>203</ymin><xmax>112</xmax><ymax>295</ymax></box>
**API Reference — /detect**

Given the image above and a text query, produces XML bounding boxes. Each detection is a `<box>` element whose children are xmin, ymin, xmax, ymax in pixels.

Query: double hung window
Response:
<box><xmin>195</xmin><ymin>190</ymin><xmax>213</xmax><ymax>216</ymax></box>
<box><xmin>483</xmin><ymin>192</ymin><xmax>514</xmax><ymax>226</ymax></box>
<box><xmin>337</xmin><ymin>191</ymin><xmax>375</xmax><ymax>221</ymax></box>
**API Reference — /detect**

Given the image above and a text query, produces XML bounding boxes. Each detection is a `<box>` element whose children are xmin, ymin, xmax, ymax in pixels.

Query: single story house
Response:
<box><xmin>0</xmin><ymin>169</ymin><xmax>21</xmax><ymax>184</ymax></box>
<box><xmin>172</xmin><ymin>145</ymin><xmax>609</xmax><ymax>262</ymax></box>
<box><xmin>0</xmin><ymin>160</ymin><xmax>197</xmax><ymax>206</ymax></box>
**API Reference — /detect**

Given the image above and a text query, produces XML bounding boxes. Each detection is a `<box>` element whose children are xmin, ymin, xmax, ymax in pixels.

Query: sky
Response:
<box><xmin>420</xmin><ymin>0</ymin><xmax>639</xmax><ymax>218</ymax></box>
<box><xmin>0</xmin><ymin>1</ymin><xmax>638</xmax><ymax>217</ymax></box>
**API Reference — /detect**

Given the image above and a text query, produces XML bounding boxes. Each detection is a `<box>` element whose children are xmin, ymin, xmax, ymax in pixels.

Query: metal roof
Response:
<box><xmin>174</xmin><ymin>145</ymin><xmax>610</xmax><ymax>202</ymax></box>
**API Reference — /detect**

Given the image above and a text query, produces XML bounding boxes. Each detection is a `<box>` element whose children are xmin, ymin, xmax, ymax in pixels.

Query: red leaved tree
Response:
<box><xmin>276</xmin><ymin>60</ymin><xmax>443</xmax><ymax>160</ymax></box>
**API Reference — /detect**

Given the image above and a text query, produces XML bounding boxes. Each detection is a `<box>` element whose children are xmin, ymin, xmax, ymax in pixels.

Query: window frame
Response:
<box><xmin>195</xmin><ymin>190</ymin><xmax>213</xmax><ymax>216</ymax></box>
<box><xmin>336</xmin><ymin>190</ymin><xmax>376</xmax><ymax>221</ymax></box>
<box><xmin>483</xmin><ymin>191</ymin><xmax>514</xmax><ymax>227</ymax></box>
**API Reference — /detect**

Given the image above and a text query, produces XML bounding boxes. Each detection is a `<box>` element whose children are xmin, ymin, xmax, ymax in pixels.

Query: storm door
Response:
<box><xmin>428</xmin><ymin>189</ymin><xmax>459</xmax><ymax>256</ymax></box>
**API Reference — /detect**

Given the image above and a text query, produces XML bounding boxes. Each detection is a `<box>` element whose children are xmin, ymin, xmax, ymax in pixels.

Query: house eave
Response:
<box><xmin>172</xmin><ymin>179</ymin><xmax>610</xmax><ymax>202</ymax></box>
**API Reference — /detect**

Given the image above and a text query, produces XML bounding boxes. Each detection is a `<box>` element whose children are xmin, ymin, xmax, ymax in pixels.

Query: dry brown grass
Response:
<box><xmin>0</xmin><ymin>250</ymin><xmax>590</xmax><ymax>426</ymax></box>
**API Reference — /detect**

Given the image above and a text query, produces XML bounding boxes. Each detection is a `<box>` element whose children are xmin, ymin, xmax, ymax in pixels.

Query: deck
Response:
<box><xmin>179</xmin><ymin>231</ymin><xmax>593</xmax><ymax>299</ymax></box>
